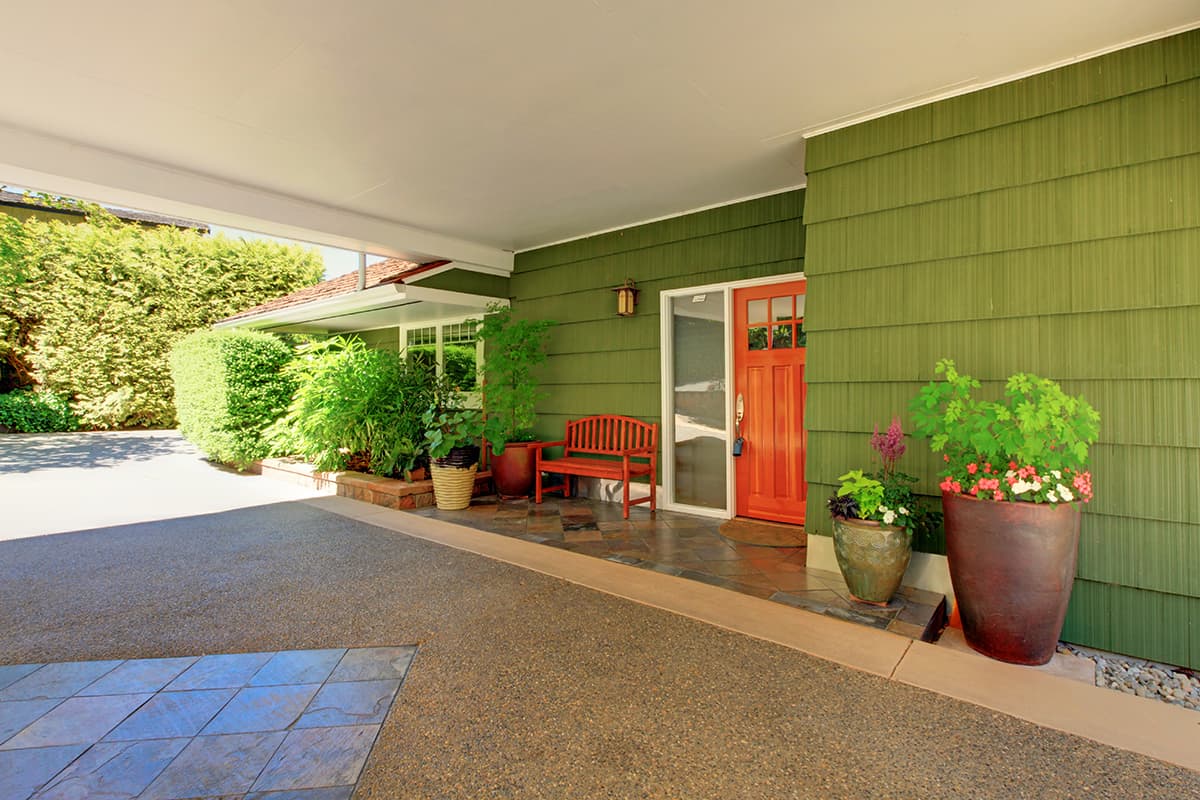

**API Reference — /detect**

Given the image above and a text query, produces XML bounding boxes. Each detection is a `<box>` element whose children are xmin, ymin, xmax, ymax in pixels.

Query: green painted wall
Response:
<box><xmin>803</xmin><ymin>30</ymin><xmax>1200</xmax><ymax>667</ymax></box>
<box><xmin>512</xmin><ymin>190</ymin><xmax>806</xmax><ymax>441</ymax></box>
<box><xmin>354</xmin><ymin>327</ymin><xmax>399</xmax><ymax>352</ymax></box>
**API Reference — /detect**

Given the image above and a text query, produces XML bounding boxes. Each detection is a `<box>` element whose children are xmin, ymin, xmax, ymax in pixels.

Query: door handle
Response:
<box><xmin>733</xmin><ymin>393</ymin><xmax>746</xmax><ymax>456</ymax></box>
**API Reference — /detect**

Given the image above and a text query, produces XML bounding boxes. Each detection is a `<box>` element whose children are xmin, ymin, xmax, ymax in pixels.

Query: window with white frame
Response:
<box><xmin>401</xmin><ymin>316</ymin><xmax>482</xmax><ymax>392</ymax></box>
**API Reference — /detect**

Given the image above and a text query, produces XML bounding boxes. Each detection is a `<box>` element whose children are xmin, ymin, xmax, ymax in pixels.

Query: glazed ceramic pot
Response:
<box><xmin>831</xmin><ymin>516</ymin><xmax>913</xmax><ymax>604</ymax></box>
<box><xmin>491</xmin><ymin>441</ymin><xmax>538</xmax><ymax>498</ymax></box>
<box><xmin>942</xmin><ymin>491</ymin><xmax>1081</xmax><ymax>666</ymax></box>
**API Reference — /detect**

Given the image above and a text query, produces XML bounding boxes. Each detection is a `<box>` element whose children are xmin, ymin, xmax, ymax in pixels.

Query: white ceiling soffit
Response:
<box><xmin>1</xmin><ymin>1</ymin><xmax>1197</xmax><ymax>258</ymax></box>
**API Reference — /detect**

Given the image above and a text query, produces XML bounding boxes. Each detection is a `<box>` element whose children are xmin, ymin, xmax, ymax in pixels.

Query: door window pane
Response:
<box><xmin>797</xmin><ymin>321</ymin><xmax>807</xmax><ymax>348</ymax></box>
<box><xmin>747</xmin><ymin>299</ymin><xmax>768</xmax><ymax>323</ymax></box>
<box><xmin>796</xmin><ymin>294</ymin><xmax>806</xmax><ymax>320</ymax></box>
<box><xmin>772</xmin><ymin>296</ymin><xmax>793</xmax><ymax>321</ymax></box>
<box><xmin>748</xmin><ymin>327</ymin><xmax>768</xmax><ymax>350</ymax></box>
<box><xmin>771</xmin><ymin>324</ymin><xmax>793</xmax><ymax>349</ymax></box>
<box><xmin>671</xmin><ymin>293</ymin><xmax>727</xmax><ymax>510</ymax></box>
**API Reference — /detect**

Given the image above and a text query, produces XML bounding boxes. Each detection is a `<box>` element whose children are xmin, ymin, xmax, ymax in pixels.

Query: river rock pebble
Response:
<box><xmin>1057</xmin><ymin>642</ymin><xmax>1200</xmax><ymax>711</ymax></box>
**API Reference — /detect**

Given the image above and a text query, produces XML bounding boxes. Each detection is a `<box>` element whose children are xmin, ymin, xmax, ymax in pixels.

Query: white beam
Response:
<box><xmin>0</xmin><ymin>121</ymin><xmax>513</xmax><ymax>273</ymax></box>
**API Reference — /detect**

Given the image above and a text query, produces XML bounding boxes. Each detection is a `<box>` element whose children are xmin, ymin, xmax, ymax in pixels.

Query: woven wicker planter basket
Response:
<box><xmin>430</xmin><ymin>462</ymin><xmax>478</xmax><ymax>510</ymax></box>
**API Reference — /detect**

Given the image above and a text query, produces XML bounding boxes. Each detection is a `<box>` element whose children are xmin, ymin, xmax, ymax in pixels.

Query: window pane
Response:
<box><xmin>443</xmin><ymin>343</ymin><xmax>478</xmax><ymax>390</ymax></box>
<box><xmin>406</xmin><ymin>345</ymin><xmax>437</xmax><ymax>374</ymax></box>
<box><xmin>747</xmin><ymin>327</ymin><xmax>768</xmax><ymax>350</ymax></box>
<box><xmin>772</xmin><ymin>296</ymin><xmax>792</xmax><ymax>321</ymax></box>
<box><xmin>771</xmin><ymin>324</ymin><xmax>793</xmax><ymax>349</ymax></box>
<box><xmin>747</xmin><ymin>299</ymin><xmax>768</xmax><ymax>323</ymax></box>
<box><xmin>797</xmin><ymin>321</ymin><xmax>807</xmax><ymax>348</ymax></box>
<box><xmin>443</xmin><ymin>320</ymin><xmax>478</xmax><ymax>345</ymax></box>
<box><xmin>796</xmin><ymin>294</ymin><xmax>806</xmax><ymax>320</ymax></box>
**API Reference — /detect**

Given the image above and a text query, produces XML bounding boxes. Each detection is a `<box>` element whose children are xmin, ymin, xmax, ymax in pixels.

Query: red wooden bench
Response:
<box><xmin>534</xmin><ymin>415</ymin><xmax>658</xmax><ymax>519</ymax></box>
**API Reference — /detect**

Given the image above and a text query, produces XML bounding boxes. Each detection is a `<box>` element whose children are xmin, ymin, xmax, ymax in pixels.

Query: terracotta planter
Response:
<box><xmin>831</xmin><ymin>517</ymin><xmax>912</xmax><ymax>604</ymax></box>
<box><xmin>491</xmin><ymin>441</ymin><xmax>538</xmax><ymax>498</ymax></box>
<box><xmin>942</xmin><ymin>491</ymin><xmax>1081</xmax><ymax>666</ymax></box>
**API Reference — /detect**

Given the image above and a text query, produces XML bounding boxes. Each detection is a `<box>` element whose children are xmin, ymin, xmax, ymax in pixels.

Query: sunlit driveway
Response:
<box><xmin>0</xmin><ymin>430</ymin><xmax>320</xmax><ymax>540</ymax></box>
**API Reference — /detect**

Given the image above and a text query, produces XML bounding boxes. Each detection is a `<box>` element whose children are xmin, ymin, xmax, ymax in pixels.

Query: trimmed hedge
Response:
<box><xmin>170</xmin><ymin>329</ymin><xmax>296</xmax><ymax>468</ymax></box>
<box><xmin>0</xmin><ymin>390</ymin><xmax>78</xmax><ymax>433</ymax></box>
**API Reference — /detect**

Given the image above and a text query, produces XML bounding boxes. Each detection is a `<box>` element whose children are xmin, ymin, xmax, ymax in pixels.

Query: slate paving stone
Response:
<box><xmin>0</xmin><ymin>661</ymin><xmax>123</xmax><ymax>702</ymax></box>
<box><xmin>35</xmin><ymin>738</ymin><xmax>190</xmax><ymax>800</ymax></box>
<box><xmin>140</xmin><ymin>731</ymin><xmax>287</xmax><ymax>800</ymax></box>
<box><xmin>0</xmin><ymin>700</ymin><xmax>61</xmax><ymax>746</ymax></box>
<box><xmin>244</xmin><ymin>788</ymin><xmax>354</xmax><ymax>800</ymax></box>
<box><xmin>294</xmin><ymin>679</ymin><xmax>400</xmax><ymax>727</ymax></box>
<box><xmin>77</xmin><ymin>657</ymin><xmax>198</xmax><ymax>697</ymax></box>
<box><xmin>165</xmin><ymin>652</ymin><xmax>275</xmax><ymax>691</ymax></box>
<box><xmin>251</xmin><ymin>725</ymin><xmax>377</xmax><ymax>792</ymax></box>
<box><xmin>0</xmin><ymin>744</ymin><xmax>88</xmax><ymax>800</ymax></box>
<box><xmin>201</xmin><ymin>684</ymin><xmax>321</xmax><ymax>735</ymax></box>
<box><xmin>0</xmin><ymin>693</ymin><xmax>152</xmax><ymax>750</ymax></box>
<box><xmin>0</xmin><ymin>666</ymin><xmax>43</xmax><ymax>694</ymax></box>
<box><xmin>249</xmin><ymin>650</ymin><xmax>346</xmax><ymax>687</ymax></box>
<box><xmin>105</xmin><ymin>688</ymin><xmax>236</xmax><ymax>741</ymax></box>
<box><xmin>329</xmin><ymin>648</ymin><xmax>416</xmax><ymax>683</ymax></box>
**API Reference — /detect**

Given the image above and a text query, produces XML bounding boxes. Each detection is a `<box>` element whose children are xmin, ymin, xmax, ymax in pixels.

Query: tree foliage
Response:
<box><xmin>0</xmin><ymin>204</ymin><xmax>322</xmax><ymax>427</ymax></box>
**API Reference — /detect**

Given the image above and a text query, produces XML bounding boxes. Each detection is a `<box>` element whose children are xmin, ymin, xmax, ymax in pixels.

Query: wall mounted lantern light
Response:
<box><xmin>613</xmin><ymin>278</ymin><xmax>639</xmax><ymax>317</ymax></box>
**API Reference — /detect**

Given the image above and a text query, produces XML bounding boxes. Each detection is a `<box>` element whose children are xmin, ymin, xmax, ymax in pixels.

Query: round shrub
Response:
<box><xmin>0</xmin><ymin>390</ymin><xmax>78</xmax><ymax>433</ymax></box>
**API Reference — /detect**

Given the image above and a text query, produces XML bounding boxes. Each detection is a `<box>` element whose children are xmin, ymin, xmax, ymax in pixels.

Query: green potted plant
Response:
<box><xmin>476</xmin><ymin>303</ymin><xmax>555</xmax><ymax>498</ymax></box>
<box><xmin>827</xmin><ymin>419</ymin><xmax>939</xmax><ymax>604</ymax></box>
<box><xmin>909</xmin><ymin>359</ymin><xmax>1100</xmax><ymax>665</ymax></box>
<box><xmin>422</xmin><ymin>401</ymin><xmax>484</xmax><ymax>511</ymax></box>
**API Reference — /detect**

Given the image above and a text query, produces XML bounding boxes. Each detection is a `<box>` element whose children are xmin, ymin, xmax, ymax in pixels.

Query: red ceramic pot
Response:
<box><xmin>491</xmin><ymin>441</ymin><xmax>538</xmax><ymax>498</ymax></box>
<box><xmin>942</xmin><ymin>491</ymin><xmax>1081</xmax><ymax>666</ymax></box>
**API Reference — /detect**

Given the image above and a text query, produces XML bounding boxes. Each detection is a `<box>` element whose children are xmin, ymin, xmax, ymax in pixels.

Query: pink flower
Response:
<box><xmin>969</xmin><ymin>486</ymin><xmax>979</xmax><ymax>496</ymax></box>
<box><xmin>966</xmin><ymin>463</ymin><xmax>978</xmax><ymax>475</ymax></box>
<box><xmin>983</xmin><ymin>462</ymin><xmax>993</xmax><ymax>473</ymax></box>
<box><xmin>944</xmin><ymin>454</ymin><xmax>950</xmax><ymax>463</ymax></box>
<box><xmin>993</xmin><ymin>490</ymin><xmax>1004</xmax><ymax>501</ymax></box>
<box><xmin>951</xmin><ymin>481</ymin><xmax>962</xmax><ymax>494</ymax></box>
<box><xmin>1009</xmin><ymin>461</ymin><xmax>1018</xmax><ymax>470</ymax></box>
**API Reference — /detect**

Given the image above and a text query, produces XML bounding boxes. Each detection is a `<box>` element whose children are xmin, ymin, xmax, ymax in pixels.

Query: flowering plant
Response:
<box><xmin>827</xmin><ymin>418</ymin><xmax>940</xmax><ymax>532</ymax></box>
<box><xmin>909</xmin><ymin>359</ymin><xmax>1100</xmax><ymax>505</ymax></box>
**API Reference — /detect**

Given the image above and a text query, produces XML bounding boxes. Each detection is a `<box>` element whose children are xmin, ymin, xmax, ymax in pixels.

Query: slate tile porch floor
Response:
<box><xmin>0</xmin><ymin>646</ymin><xmax>415</xmax><ymax>800</ymax></box>
<box><xmin>412</xmin><ymin>496</ymin><xmax>947</xmax><ymax>641</ymax></box>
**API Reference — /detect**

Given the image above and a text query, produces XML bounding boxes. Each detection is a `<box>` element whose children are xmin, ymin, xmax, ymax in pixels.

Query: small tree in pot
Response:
<box><xmin>477</xmin><ymin>303</ymin><xmax>555</xmax><ymax>497</ymax></box>
<box><xmin>422</xmin><ymin>398</ymin><xmax>484</xmax><ymax>511</ymax></box>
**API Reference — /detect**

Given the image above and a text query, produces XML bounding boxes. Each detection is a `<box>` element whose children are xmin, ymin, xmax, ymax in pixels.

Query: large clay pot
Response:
<box><xmin>491</xmin><ymin>441</ymin><xmax>538</xmax><ymax>498</ymax></box>
<box><xmin>942</xmin><ymin>491</ymin><xmax>1081</xmax><ymax>666</ymax></box>
<box><xmin>831</xmin><ymin>517</ymin><xmax>912</xmax><ymax>604</ymax></box>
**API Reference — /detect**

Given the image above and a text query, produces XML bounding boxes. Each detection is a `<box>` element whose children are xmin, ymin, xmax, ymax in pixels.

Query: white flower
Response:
<box><xmin>1012</xmin><ymin>479</ymin><xmax>1033</xmax><ymax>494</ymax></box>
<box><xmin>1031</xmin><ymin>480</ymin><xmax>1042</xmax><ymax>492</ymax></box>
<box><xmin>899</xmin><ymin>506</ymin><xmax>909</xmax><ymax>515</ymax></box>
<box><xmin>1047</xmin><ymin>490</ymin><xmax>1059</xmax><ymax>503</ymax></box>
<box><xmin>1057</xmin><ymin>484</ymin><xmax>1073</xmax><ymax>502</ymax></box>
<box><xmin>1052</xmin><ymin>470</ymin><xmax>1063</xmax><ymax>480</ymax></box>
<box><xmin>1005</xmin><ymin>469</ymin><xmax>1017</xmax><ymax>479</ymax></box>
<box><xmin>882</xmin><ymin>510</ymin><xmax>897</xmax><ymax>525</ymax></box>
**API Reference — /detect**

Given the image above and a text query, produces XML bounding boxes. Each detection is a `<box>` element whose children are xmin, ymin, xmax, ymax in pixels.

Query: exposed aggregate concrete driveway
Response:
<box><xmin>1</xmin><ymin>431</ymin><xmax>1197</xmax><ymax>798</ymax></box>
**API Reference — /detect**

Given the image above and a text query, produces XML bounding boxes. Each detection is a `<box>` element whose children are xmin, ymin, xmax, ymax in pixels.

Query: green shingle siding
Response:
<box><xmin>513</xmin><ymin>191</ymin><xmax>805</xmax><ymax>443</ymax></box>
<box><xmin>805</xmin><ymin>30</ymin><xmax>1200</xmax><ymax>666</ymax></box>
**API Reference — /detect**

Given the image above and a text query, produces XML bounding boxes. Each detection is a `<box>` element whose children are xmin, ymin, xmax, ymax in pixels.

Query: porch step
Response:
<box><xmin>770</xmin><ymin>571</ymin><xmax>948</xmax><ymax>643</ymax></box>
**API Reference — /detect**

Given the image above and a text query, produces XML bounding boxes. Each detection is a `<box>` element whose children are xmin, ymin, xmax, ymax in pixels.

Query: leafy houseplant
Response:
<box><xmin>908</xmin><ymin>359</ymin><xmax>1101</xmax><ymax>665</ymax></box>
<box><xmin>827</xmin><ymin>419</ymin><xmax>938</xmax><ymax>604</ymax></box>
<box><xmin>422</xmin><ymin>399</ymin><xmax>484</xmax><ymax>510</ymax></box>
<box><xmin>476</xmin><ymin>303</ymin><xmax>555</xmax><ymax>497</ymax></box>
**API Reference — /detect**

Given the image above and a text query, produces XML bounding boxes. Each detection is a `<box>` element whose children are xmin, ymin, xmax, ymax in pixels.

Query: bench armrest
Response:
<box><xmin>535</xmin><ymin>440</ymin><xmax>567</xmax><ymax>451</ymax></box>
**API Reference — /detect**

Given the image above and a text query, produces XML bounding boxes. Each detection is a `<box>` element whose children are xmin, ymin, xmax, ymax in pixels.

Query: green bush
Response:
<box><xmin>170</xmin><ymin>329</ymin><xmax>296</xmax><ymax>468</ymax></box>
<box><xmin>0</xmin><ymin>390</ymin><xmax>78</xmax><ymax>433</ymax></box>
<box><xmin>0</xmin><ymin>204</ymin><xmax>322</xmax><ymax>427</ymax></box>
<box><xmin>274</xmin><ymin>337</ymin><xmax>443</xmax><ymax>476</ymax></box>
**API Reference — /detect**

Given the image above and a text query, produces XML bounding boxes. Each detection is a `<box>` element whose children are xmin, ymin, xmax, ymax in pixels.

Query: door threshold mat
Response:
<box><xmin>0</xmin><ymin>645</ymin><xmax>416</xmax><ymax>799</ymax></box>
<box><xmin>719</xmin><ymin>517</ymin><xmax>807</xmax><ymax>547</ymax></box>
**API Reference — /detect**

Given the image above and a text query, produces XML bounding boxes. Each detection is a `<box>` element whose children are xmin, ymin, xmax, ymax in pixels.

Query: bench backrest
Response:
<box><xmin>565</xmin><ymin>415</ymin><xmax>658</xmax><ymax>455</ymax></box>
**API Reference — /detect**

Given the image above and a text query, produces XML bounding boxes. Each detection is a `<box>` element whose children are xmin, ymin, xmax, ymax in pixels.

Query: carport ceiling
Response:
<box><xmin>2</xmin><ymin>2</ymin><xmax>1197</xmax><ymax>259</ymax></box>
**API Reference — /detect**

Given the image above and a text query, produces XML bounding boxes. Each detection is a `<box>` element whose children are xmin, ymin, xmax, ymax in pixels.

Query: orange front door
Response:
<box><xmin>733</xmin><ymin>281</ymin><xmax>807</xmax><ymax>525</ymax></box>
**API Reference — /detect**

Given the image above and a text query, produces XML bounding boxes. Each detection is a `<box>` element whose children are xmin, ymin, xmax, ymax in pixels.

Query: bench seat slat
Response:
<box><xmin>535</xmin><ymin>414</ymin><xmax>658</xmax><ymax>519</ymax></box>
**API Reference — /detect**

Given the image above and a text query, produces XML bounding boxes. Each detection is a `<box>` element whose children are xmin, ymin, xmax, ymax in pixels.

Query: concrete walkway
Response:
<box><xmin>0</xmin><ymin>432</ymin><xmax>1197</xmax><ymax>798</ymax></box>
